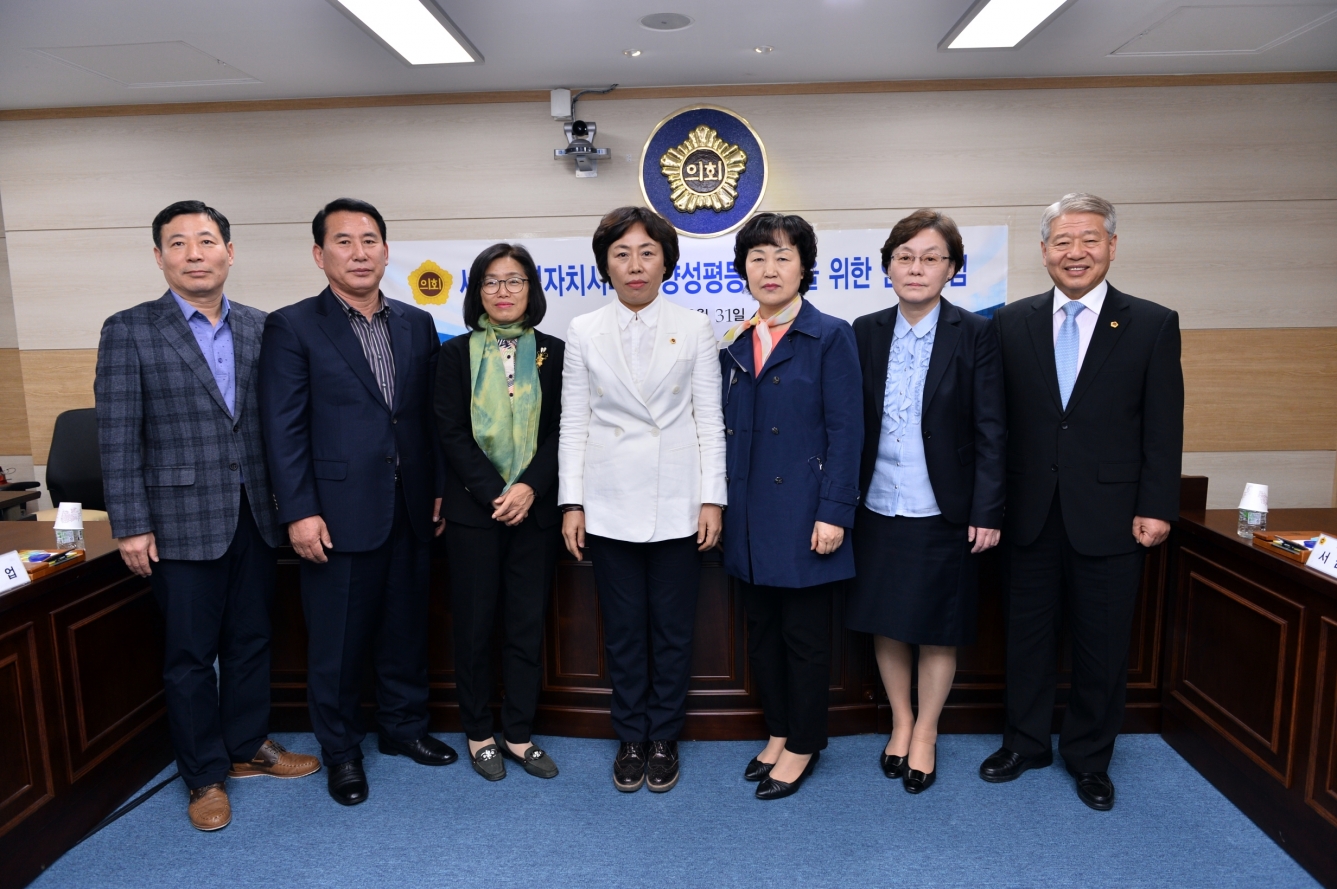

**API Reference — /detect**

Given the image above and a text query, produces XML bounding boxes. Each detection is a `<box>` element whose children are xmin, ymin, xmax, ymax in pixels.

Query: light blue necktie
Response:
<box><xmin>1055</xmin><ymin>300</ymin><xmax>1085</xmax><ymax>409</ymax></box>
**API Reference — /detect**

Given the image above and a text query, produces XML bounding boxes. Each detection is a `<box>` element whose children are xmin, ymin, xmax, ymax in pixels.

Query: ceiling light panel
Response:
<box><xmin>942</xmin><ymin>0</ymin><xmax>1075</xmax><ymax>50</ymax></box>
<box><xmin>329</xmin><ymin>0</ymin><xmax>479</xmax><ymax>65</ymax></box>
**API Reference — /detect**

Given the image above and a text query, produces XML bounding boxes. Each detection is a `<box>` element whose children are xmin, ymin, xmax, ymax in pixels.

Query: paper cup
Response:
<box><xmin>1238</xmin><ymin>483</ymin><xmax>1269</xmax><ymax>513</ymax></box>
<box><xmin>53</xmin><ymin>502</ymin><xmax>84</xmax><ymax>530</ymax></box>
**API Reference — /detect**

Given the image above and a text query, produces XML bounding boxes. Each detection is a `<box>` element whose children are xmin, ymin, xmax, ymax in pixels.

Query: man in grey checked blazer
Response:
<box><xmin>95</xmin><ymin>201</ymin><xmax>319</xmax><ymax>833</ymax></box>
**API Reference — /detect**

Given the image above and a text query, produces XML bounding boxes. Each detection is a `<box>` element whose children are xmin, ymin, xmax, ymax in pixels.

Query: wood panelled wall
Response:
<box><xmin>0</xmin><ymin>81</ymin><xmax>1334</xmax><ymax>507</ymax></box>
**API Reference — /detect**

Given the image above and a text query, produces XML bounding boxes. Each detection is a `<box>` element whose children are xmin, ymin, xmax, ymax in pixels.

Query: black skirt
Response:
<box><xmin>846</xmin><ymin>506</ymin><xmax>978</xmax><ymax>646</ymax></box>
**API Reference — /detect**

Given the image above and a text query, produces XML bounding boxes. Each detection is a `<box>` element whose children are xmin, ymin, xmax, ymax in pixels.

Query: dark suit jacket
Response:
<box><xmin>433</xmin><ymin>330</ymin><xmax>565</xmax><ymax>530</ymax></box>
<box><xmin>992</xmin><ymin>284</ymin><xmax>1184</xmax><ymax>556</ymax></box>
<box><xmin>258</xmin><ymin>287</ymin><xmax>445</xmax><ymax>552</ymax></box>
<box><xmin>853</xmin><ymin>297</ymin><xmax>1006</xmax><ymax>529</ymax></box>
<box><xmin>95</xmin><ymin>292</ymin><xmax>281</xmax><ymax>559</ymax></box>
<box><xmin>719</xmin><ymin>299</ymin><xmax>863</xmax><ymax>588</ymax></box>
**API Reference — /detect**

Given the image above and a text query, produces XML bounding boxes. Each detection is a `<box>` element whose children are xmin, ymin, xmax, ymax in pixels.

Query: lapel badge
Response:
<box><xmin>669</xmin><ymin>337</ymin><xmax>677</xmax><ymax>344</ymax></box>
<box><xmin>1110</xmin><ymin>321</ymin><xmax>1119</xmax><ymax>328</ymax></box>
<box><xmin>536</xmin><ymin>346</ymin><xmax>548</xmax><ymax>368</ymax></box>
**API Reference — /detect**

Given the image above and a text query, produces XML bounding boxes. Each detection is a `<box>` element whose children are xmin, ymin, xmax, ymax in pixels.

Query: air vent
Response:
<box><xmin>1112</xmin><ymin>4</ymin><xmax>1337</xmax><ymax>55</ymax></box>
<box><xmin>30</xmin><ymin>41</ymin><xmax>259</xmax><ymax>88</ymax></box>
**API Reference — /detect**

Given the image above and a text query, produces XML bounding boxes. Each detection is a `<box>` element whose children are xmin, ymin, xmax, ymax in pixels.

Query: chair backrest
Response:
<box><xmin>46</xmin><ymin>408</ymin><xmax>105</xmax><ymax>511</ymax></box>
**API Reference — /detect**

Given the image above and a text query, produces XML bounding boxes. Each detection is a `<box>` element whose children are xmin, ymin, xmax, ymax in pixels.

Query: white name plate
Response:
<box><xmin>0</xmin><ymin>550</ymin><xmax>31</xmax><ymax>593</ymax></box>
<box><xmin>1309</xmin><ymin>534</ymin><xmax>1337</xmax><ymax>579</ymax></box>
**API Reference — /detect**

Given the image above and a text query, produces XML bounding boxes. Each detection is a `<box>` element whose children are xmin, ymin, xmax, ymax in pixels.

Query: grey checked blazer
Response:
<box><xmin>95</xmin><ymin>292</ymin><xmax>281</xmax><ymax>560</ymax></box>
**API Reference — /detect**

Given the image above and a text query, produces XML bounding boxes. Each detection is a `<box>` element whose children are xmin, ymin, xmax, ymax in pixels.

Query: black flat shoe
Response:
<box><xmin>378</xmin><ymin>733</ymin><xmax>458</xmax><ymax>766</ymax></box>
<box><xmin>744</xmin><ymin>757</ymin><xmax>775</xmax><ymax>782</ymax></box>
<box><xmin>979</xmin><ymin>746</ymin><xmax>1053</xmax><ymax>783</ymax></box>
<box><xmin>469</xmin><ymin>743</ymin><xmax>506</xmax><ymax>781</ymax></box>
<box><xmin>501</xmin><ymin>743</ymin><xmax>559</xmax><ymax>779</ymax></box>
<box><xmin>880</xmin><ymin>752</ymin><xmax>906</xmax><ymax>779</ymax></box>
<box><xmin>327</xmin><ymin>760</ymin><xmax>368</xmax><ymax>806</ymax></box>
<box><xmin>903</xmin><ymin>744</ymin><xmax>936</xmax><ymax>794</ymax></box>
<box><xmin>755</xmin><ymin>750</ymin><xmax>819</xmax><ymax>801</ymax></box>
<box><xmin>1067</xmin><ymin>766</ymin><xmax>1115</xmax><ymax>811</ymax></box>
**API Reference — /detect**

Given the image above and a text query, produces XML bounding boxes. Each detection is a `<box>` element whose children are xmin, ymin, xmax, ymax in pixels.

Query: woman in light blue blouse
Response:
<box><xmin>847</xmin><ymin>210</ymin><xmax>1006</xmax><ymax>794</ymax></box>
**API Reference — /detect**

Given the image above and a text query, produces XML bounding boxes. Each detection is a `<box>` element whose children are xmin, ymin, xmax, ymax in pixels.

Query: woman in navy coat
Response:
<box><xmin>719</xmin><ymin>213</ymin><xmax>863</xmax><ymax>800</ymax></box>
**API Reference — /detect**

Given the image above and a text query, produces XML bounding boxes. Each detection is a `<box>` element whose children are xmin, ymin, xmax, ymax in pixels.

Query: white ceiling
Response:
<box><xmin>1</xmin><ymin>0</ymin><xmax>1334</xmax><ymax>111</ymax></box>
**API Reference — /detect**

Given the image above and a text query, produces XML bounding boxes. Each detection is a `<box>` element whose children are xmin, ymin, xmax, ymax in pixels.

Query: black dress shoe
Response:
<box><xmin>614</xmin><ymin>741</ymin><xmax>647</xmax><ymax>792</ymax></box>
<box><xmin>378</xmin><ymin>733</ymin><xmax>458</xmax><ymax>766</ymax></box>
<box><xmin>1068</xmin><ymin>767</ymin><xmax>1115</xmax><ymax>811</ymax></box>
<box><xmin>646</xmin><ymin>740</ymin><xmax>680</xmax><ymax>793</ymax></box>
<box><xmin>756</xmin><ymin>750</ymin><xmax>819</xmax><ymax>801</ymax></box>
<box><xmin>903</xmin><ymin>745</ymin><xmax>936</xmax><ymax>794</ymax></box>
<box><xmin>744</xmin><ymin>757</ymin><xmax>775</xmax><ymax>782</ymax></box>
<box><xmin>880</xmin><ymin>752</ymin><xmax>907</xmax><ymax>779</ymax></box>
<box><xmin>979</xmin><ymin>746</ymin><xmax>1053</xmax><ymax>783</ymax></box>
<box><xmin>327</xmin><ymin>760</ymin><xmax>368</xmax><ymax>806</ymax></box>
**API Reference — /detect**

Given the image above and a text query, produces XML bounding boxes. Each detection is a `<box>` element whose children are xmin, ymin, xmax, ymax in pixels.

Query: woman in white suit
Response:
<box><xmin>559</xmin><ymin>206</ymin><xmax>727</xmax><ymax>794</ymax></box>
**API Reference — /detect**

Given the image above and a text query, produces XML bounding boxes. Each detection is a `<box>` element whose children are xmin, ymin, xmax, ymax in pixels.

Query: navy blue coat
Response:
<box><xmin>719</xmin><ymin>299</ymin><xmax>863</xmax><ymax>588</ymax></box>
<box><xmin>258</xmin><ymin>287</ymin><xmax>445</xmax><ymax>552</ymax></box>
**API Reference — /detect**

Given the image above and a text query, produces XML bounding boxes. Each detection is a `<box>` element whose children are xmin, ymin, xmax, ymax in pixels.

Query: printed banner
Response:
<box><xmin>383</xmin><ymin>226</ymin><xmax>1007</xmax><ymax>341</ymax></box>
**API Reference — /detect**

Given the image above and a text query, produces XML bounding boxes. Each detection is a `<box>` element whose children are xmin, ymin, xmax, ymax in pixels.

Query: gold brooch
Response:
<box><xmin>660</xmin><ymin>125</ymin><xmax>748</xmax><ymax>213</ymax></box>
<box><xmin>536</xmin><ymin>347</ymin><xmax>548</xmax><ymax>368</ymax></box>
<box><xmin>1110</xmin><ymin>321</ymin><xmax>1119</xmax><ymax>328</ymax></box>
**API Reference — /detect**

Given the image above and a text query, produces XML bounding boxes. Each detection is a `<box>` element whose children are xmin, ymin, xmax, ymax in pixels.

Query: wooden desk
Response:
<box><xmin>0</xmin><ymin>523</ymin><xmax>170</xmax><ymax>889</ymax></box>
<box><xmin>266</xmin><ymin>482</ymin><xmax>1191</xmax><ymax>741</ymax></box>
<box><xmin>1163</xmin><ymin>507</ymin><xmax>1337</xmax><ymax>889</ymax></box>
<box><xmin>0</xmin><ymin>490</ymin><xmax>39</xmax><ymax>521</ymax></box>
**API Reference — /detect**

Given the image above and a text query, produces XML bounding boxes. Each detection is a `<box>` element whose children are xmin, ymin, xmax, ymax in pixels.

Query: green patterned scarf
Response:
<box><xmin>469</xmin><ymin>316</ymin><xmax>541</xmax><ymax>490</ymax></box>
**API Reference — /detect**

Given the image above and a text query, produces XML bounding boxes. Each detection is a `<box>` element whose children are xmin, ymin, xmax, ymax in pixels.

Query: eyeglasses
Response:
<box><xmin>889</xmin><ymin>252</ymin><xmax>950</xmax><ymax>270</ymax></box>
<box><xmin>482</xmin><ymin>277</ymin><xmax>528</xmax><ymax>294</ymax></box>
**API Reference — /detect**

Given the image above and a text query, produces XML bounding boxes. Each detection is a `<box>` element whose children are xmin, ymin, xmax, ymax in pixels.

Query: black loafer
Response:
<box><xmin>327</xmin><ymin>760</ymin><xmax>368</xmax><ymax>806</ymax></box>
<box><xmin>1068</xmin><ymin>767</ymin><xmax>1115</xmax><ymax>811</ymax></box>
<box><xmin>502</xmin><ymin>743</ymin><xmax>559</xmax><ymax>779</ymax></box>
<box><xmin>614</xmin><ymin>741</ymin><xmax>647</xmax><ymax>792</ymax></box>
<box><xmin>469</xmin><ymin>743</ymin><xmax>506</xmax><ymax>781</ymax></box>
<box><xmin>979</xmin><ymin>746</ymin><xmax>1053</xmax><ymax>783</ymax></box>
<box><xmin>378</xmin><ymin>733</ymin><xmax>458</xmax><ymax>766</ymax></box>
<box><xmin>756</xmin><ymin>750</ymin><xmax>819</xmax><ymax>801</ymax></box>
<box><xmin>744</xmin><ymin>757</ymin><xmax>775</xmax><ymax>782</ymax></box>
<box><xmin>646</xmin><ymin>740</ymin><xmax>680</xmax><ymax>793</ymax></box>
<box><xmin>880</xmin><ymin>752</ymin><xmax>907</xmax><ymax>779</ymax></box>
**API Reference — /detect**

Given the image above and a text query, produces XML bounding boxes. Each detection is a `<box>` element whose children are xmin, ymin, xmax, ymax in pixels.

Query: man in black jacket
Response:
<box><xmin>980</xmin><ymin>193</ymin><xmax>1183</xmax><ymax>811</ymax></box>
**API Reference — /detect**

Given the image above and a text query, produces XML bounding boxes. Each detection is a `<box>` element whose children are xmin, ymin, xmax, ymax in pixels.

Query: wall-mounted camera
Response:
<box><xmin>551</xmin><ymin>86</ymin><xmax>616</xmax><ymax>179</ymax></box>
<box><xmin>554</xmin><ymin>119</ymin><xmax>609</xmax><ymax>178</ymax></box>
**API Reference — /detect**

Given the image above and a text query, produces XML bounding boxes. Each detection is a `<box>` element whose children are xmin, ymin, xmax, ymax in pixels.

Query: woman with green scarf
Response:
<box><xmin>434</xmin><ymin>243</ymin><xmax>565</xmax><ymax>781</ymax></box>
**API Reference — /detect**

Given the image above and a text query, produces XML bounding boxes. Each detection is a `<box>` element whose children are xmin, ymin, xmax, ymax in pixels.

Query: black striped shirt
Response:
<box><xmin>335</xmin><ymin>294</ymin><xmax>395</xmax><ymax>408</ymax></box>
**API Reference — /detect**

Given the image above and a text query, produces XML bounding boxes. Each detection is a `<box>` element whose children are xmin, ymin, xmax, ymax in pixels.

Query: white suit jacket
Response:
<box><xmin>559</xmin><ymin>297</ymin><xmax>727</xmax><ymax>542</ymax></box>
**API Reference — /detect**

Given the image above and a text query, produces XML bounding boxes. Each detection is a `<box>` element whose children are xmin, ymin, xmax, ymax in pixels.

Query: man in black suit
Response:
<box><xmin>259</xmin><ymin>198</ymin><xmax>454</xmax><ymax>806</ymax></box>
<box><xmin>980</xmin><ymin>193</ymin><xmax>1183</xmax><ymax>811</ymax></box>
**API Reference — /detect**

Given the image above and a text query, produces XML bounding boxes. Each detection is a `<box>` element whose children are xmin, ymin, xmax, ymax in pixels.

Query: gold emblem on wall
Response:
<box><xmin>409</xmin><ymin>260</ymin><xmax>452</xmax><ymax>305</ymax></box>
<box><xmin>659</xmin><ymin>125</ymin><xmax>748</xmax><ymax>213</ymax></box>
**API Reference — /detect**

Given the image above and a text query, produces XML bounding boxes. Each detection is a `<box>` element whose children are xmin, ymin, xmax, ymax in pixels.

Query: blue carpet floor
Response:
<box><xmin>32</xmin><ymin>732</ymin><xmax>1318</xmax><ymax>889</ymax></box>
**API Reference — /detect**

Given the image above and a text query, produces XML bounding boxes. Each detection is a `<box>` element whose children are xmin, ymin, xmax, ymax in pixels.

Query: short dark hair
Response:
<box><xmin>881</xmin><ymin>209</ymin><xmax>964</xmax><ymax>276</ymax></box>
<box><xmin>313</xmin><ymin>197</ymin><xmax>387</xmax><ymax>246</ymax></box>
<box><xmin>591</xmin><ymin>206</ymin><xmax>679</xmax><ymax>284</ymax></box>
<box><xmin>732</xmin><ymin>212</ymin><xmax>818</xmax><ymax>295</ymax></box>
<box><xmin>462</xmin><ymin>243</ymin><xmax>547</xmax><ymax>331</ymax></box>
<box><xmin>152</xmin><ymin>200</ymin><xmax>230</xmax><ymax>249</ymax></box>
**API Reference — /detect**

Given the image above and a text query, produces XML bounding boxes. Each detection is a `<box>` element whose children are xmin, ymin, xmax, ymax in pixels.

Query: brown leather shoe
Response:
<box><xmin>188</xmin><ymin>783</ymin><xmax>231</xmax><ymax>831</ymax></box>
<box><xmin>228</xmin><ymin>739</ymin><xmax>321</xmax><ymax>779</ymax></box>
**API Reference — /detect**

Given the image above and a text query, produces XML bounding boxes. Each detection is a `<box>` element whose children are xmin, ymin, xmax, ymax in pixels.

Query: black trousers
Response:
<box><xmin>445</xmin><ymin>516</ymin><xmax>558</xmax><ymax>744</ymax></box>
<box><xmin>588</xmin><ymin>534</ymin><xmax>701</xmax><ymax>742</ymax></box>
<box><xmin>1002</xmin><ymin>493</ymin><xmax>1146</xmax><ymax>773</ymax></box>
<box><xmin>299</xmin><ymin>486</ymin><xmax>430</xmax><ymax>766</ymax></box>
<box><xmin>741</xmin><ymin>582</ymin><xmax>833</xmax><ymax>756</ymax></box>
<box><xmin>149</xmin><ymin>487</ymin><xmax>276</xmax><ymax>790</ymax></box>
